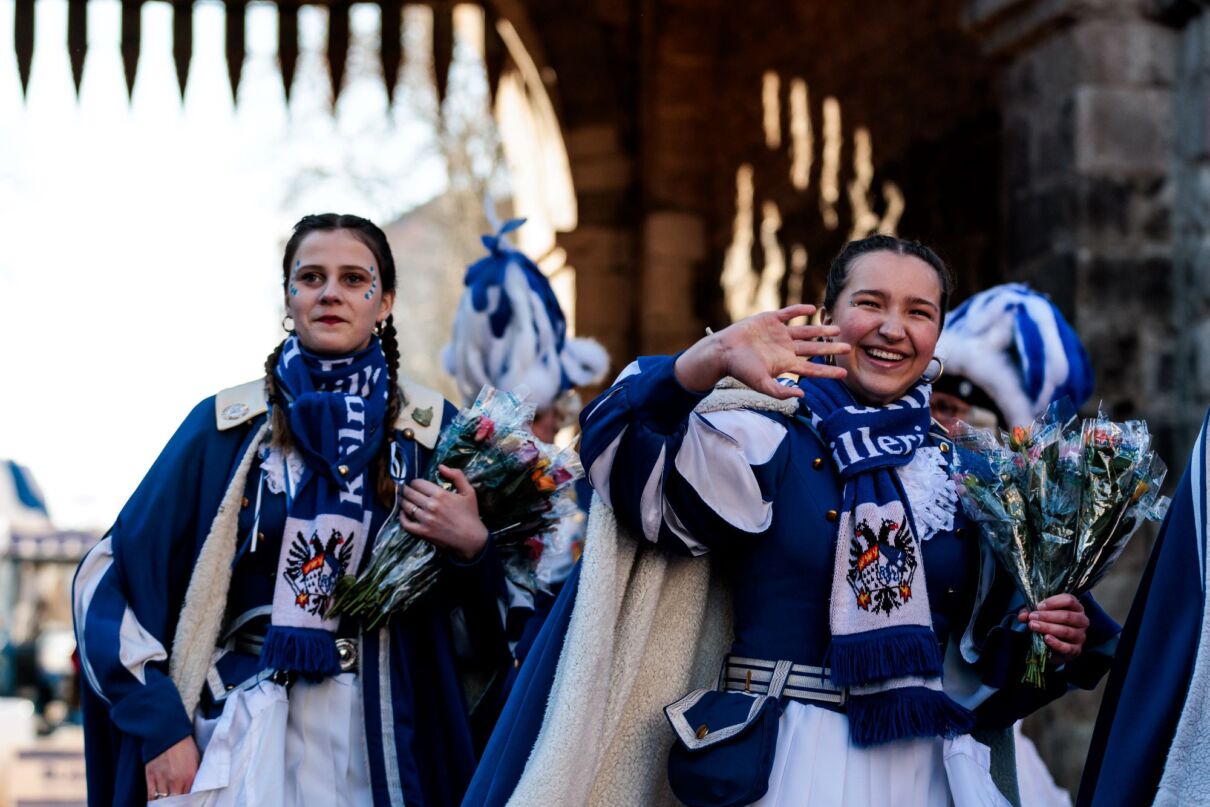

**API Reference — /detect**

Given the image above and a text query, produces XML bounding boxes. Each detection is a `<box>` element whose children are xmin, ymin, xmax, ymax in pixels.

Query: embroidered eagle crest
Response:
<box><xmin>284</xmin><ymin>528</ymin><xmax>356</xmax><ymax>617</ymax></box>
<box><xmin>846</xmin><ymin>516</ymin><xmax>918</xmax><ymax>614</ymax></box>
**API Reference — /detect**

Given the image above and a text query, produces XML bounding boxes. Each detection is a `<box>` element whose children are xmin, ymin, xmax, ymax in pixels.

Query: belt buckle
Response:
<box><xmin>336</xmin><ymin>638</ymin><xmax>358</xmax><ymax>672</ymax></box>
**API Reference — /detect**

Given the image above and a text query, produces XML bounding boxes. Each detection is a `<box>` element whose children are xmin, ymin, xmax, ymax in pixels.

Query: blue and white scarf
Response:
<box><xmin>259</xmin><ymin>334</ymin><xmax>389</xmax><ymax>678</ymax></box>
<box><xmin>798</xmin><ymin>376</ymin><xmax>974</xmax><ymax>746</ymax></box>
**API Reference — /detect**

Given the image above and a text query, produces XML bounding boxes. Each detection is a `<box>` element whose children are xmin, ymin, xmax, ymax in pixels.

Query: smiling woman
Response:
<box><xmin>474</xmin><ymin>233</ymin><xmax>1121</xmax><ymax>807</ymax></box>
<box><xmin>72</xmin><ymin>213</ymin><xmax>512</xmax><ymax>807</ymax></box>
<box><xmin>820</xmin><ymin>235</ymin><xmax>950</xmax><ymax>406</ymax></box>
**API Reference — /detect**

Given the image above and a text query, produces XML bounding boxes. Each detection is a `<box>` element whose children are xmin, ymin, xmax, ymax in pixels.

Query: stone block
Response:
<box><xmin>559</xmin><ymin>225</ymin><xmax>636</xmax><ymax>270</ymax></box>
<box><xmin>1195</xmin><ymin>319</ymin><xmax>1210</xmax><ymax>395</ymax></box>
<box><xmin>1006</xmin><ymin>187</ymin><xmax>1076</xmax><ymax>266</ymax></box>
<box><xmin>563</xmin><ymin>123</ymin><xmax>624</xmax><ymax>160</ymax></box>
<box><xmin>1074</xmin><ymin>18</ymin><xmax>1178</xmax><ymax>87</ymax></box>
<box><xmin>1075</xmin><ymin>86</ymin><xmax>1172</xmax><ymax>176</ymax></box>
<box><xmin>643</xmin><ymin>210</ymin><xmax>708</xmax><ymax>262</ymax></box>
<box><xmin>570</xmin><ymin>153</ymin><xmax>635</xmax><ymax>193</ymax></box>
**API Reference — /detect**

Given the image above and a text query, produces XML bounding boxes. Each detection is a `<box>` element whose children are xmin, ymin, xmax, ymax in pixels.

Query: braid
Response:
<box><xmin>264</xmin><ymin>339</ymin><xmax>293</xmax><ymax>450</ymax></box>
<box><xmin>375</xmin><ymin>314</ymin><xmax>403</xmax><ymax>507</ymax></box>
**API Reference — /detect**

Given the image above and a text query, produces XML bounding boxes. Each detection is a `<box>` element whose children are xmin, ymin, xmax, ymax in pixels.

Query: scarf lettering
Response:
<box><xmin>830</xmin><ymin>425</ymin><xmax>925</xmax><ymax>473</ymax></box>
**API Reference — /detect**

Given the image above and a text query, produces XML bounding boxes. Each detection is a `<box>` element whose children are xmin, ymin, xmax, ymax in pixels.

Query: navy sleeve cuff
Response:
<box><xmin>627</xmin><ymin>354</ymin><xmax>711</xmax><ymax>434</ymax></box>
<box><xmin>109</xmin><ymin>674</ymin><xmax>194</xmax><ymax>763</ymax></box>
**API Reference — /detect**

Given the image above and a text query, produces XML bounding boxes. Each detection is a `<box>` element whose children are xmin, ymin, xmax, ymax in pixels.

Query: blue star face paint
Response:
<box><xmin>290</xmin><ymin>286</ymin><xmax>299</xmax><ymax>296</ymax></box>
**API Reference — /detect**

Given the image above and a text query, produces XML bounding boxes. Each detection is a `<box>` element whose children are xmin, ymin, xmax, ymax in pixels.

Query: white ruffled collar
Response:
<box><xmin>259</xmin><ymin>443</ymin><xmax>305</xmax><ymax>496</ymax></box>
<box><xmin>895</xmin><ymin>446</ymin><xmax>957</xmax><ymax>542</ymax></box>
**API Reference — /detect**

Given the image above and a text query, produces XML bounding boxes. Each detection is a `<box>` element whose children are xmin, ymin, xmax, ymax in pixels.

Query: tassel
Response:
<box><xmin>260</xmin><ymin>625</ymin><xmax>341</xmax><ymax>681</ymax></box>
<box><xmin>847</xmin><ymin>686</ymin><xmax>976</xmax><ymax>747</ymax></box>
<box><xmin>828</xmin><ymin>626</ymin><xmax>943</xmax><ymax>686</ymax></box>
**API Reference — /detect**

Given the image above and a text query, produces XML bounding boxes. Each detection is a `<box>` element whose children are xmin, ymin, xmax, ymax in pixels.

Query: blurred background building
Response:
<box><xmin>4</xmin><ymin>0</ymin><xmax>1208</xmax><ymax>801</ymax></box>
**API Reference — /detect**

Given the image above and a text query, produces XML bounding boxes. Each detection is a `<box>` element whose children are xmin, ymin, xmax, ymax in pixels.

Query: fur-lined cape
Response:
<box><xmin>503</xmin><ymin>381</ymin><xmax>1016</xmax><ymax>805</ymax></box>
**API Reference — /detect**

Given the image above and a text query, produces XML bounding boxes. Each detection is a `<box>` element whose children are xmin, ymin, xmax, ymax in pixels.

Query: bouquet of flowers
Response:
<box><xmin>951</xmin><ymin>400</ymin><xmax>1169</xmax><ymax>686</ymax></box>
<box><xmin>331</xmin><ymin>386</ymin><xmax>583</xmax><ymax>630</ymax></box>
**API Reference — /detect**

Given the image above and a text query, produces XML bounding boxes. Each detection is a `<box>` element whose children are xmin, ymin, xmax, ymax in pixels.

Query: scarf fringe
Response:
<box><xmin>846</xmin><ymin>686</ymin><xmax>976</xmax><ymax>747</ymax></box>
<box><xmin>828</xmin><ymin>627</ymin><xmax>943</xmax><ymax>686</ymax></box>
<box><xmin>260</xmin><ymin>625</ymin><xmax>342</xmax><ymax>680</ymax></box>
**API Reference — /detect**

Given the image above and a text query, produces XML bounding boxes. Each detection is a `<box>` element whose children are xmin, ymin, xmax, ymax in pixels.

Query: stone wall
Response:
<box><xmin>519</xmin><ymin>0</ymin><xmax>1210</xmax><ymax>795</ymax></box>
<box><xmin>967</xmin><ymin>0</ymin><xmax>1206</xmax><ymax>792</ymax></box>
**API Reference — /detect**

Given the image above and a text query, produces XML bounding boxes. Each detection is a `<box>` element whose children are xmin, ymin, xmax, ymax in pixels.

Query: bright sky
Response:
<box><xmin>0</xmin><ymin>0</ymin><xmax>450</xmax><ymax>529</ymax></box>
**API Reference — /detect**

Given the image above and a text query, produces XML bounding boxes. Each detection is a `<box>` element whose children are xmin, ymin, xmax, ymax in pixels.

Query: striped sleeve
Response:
<box><xmin>72</xmin><ymin>400</ymin><xmax>219</xmax><ymax>762</ymax></box>
<box><xmin>578</xmin><ymin>354</ymin><xmax>790</xmax><ymax>556</ymax></box>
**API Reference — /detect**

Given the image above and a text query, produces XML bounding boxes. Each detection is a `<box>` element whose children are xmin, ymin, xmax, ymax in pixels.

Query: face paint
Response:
<box><xmin>290</xmin><ymin>286</ymin><xmax>298</xmax><ymax>296</ymax></box>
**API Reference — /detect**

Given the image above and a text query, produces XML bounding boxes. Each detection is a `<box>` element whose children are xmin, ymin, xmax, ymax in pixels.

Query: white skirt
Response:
<box><xmin>153</xmin><ymin>673</ymin><xmax>372</xmax><ymax>807</ymax></box>
<box><xmin>751</xmin><ymin>702</ymin><xmax>1011</xmax><ymax>807</ymax></box>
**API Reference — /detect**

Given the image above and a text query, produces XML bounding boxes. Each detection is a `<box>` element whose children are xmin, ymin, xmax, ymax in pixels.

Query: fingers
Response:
<box><xmin>438</xmin><ymin>465</ymin><xmax>474</xmax><ymax>496</ymax></box>
<box><xmin>1037</xmin><ymin>593</ymin><xmax>1084</xmax><ymax>613</ymax></box>
<box><xmin>407</xmin><ymin>478</ymin><xmax>445</xmax><ymax>498</ymax></box>
<box><xmin>754</xmin><ymin>378</ymin><xmax>804</xmax><ymax>400</ymax></box>
<box><xmin>400</xmin><ymin>507</ymin><xmax>432</xmax><ymax>538</ymax></box>
<box><xmin>1043</xmin><ymin>633</ymin><xmax>1082</xmax><ymax>660</ymax></box>
<box><xmin>786</xmin><ymin>324</ymin><xmax>840</xmax><ymax>341</ymax></box>
<box><xmin>1029</xmin><ymin>607</ymin><xmax>1090</xmax><ymax>629</ymax></box>
<box><xmin>796</xmin><ymin>360</ymin><xmax>847</xmax><ymax>380</ymax></box>
<box><xmin>1028</xmin><ymin>619</ymin><xmax>1086</xmax><ymax>643</ymax></box>
<box><xmin>794</xmin><ymin>339</ymin><xmax>851</xmax><ymax>359</ymax></box>
<box><xmin>775</xmin><ymin>304</ymin><xmax>817</xmax><ymax>323</ymax></box>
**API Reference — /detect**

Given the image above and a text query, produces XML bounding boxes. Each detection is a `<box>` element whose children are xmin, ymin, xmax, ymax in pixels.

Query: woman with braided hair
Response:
<box><xmin>73</xmin><ymin>214</ymin><xmax>509</xmax><ymax>806</ymax></box>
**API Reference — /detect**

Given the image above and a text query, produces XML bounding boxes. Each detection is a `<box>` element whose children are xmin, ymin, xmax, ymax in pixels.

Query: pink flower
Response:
<box><xmin>474</xmin><ymin>417</ymin><xmax>496</xmax><ymax>442</ymax></box>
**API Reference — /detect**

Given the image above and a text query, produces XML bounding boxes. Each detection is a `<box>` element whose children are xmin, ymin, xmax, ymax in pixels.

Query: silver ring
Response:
<box><xmin>408</xmin><ymin>505</ymin><xmax>418</xmax><ymax>519</ymax></box>
<box><xmin>154</xmin><ymin>793</ymin><xmax>170</xmax><ymax>799</ymax></box>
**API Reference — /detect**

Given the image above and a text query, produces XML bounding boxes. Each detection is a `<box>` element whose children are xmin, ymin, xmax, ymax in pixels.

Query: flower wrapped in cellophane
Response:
<box><xmin>951</xmin><ymin>400</ymin><xmax>1169</xmax><ymax>687</ymax></box>
<box><xmin>332</xmin><ymin>386</ymin><xmax>583</xmax><ymax>630</ymax></box>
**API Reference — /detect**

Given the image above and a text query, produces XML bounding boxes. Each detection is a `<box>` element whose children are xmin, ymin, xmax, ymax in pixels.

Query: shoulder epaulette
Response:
<box><xmin>396</xmin><ymin>377</ymin><xmax>446</xmax><ymax>449</ymax></box>
<box><xmin>216</xmin><ymin>375</ymin><xmax>446</xmax><ymax>446</ymax></box>
<box><xmin>215</xmin><ymin>379</ymin><xmax>269</xmax><ymax>431</ymax></box>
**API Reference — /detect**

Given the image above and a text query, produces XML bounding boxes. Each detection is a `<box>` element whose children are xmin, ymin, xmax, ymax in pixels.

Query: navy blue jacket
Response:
<box><xmin>1077</xmin><ymin>407</ymin><xmax>1210</xmax><ymax>807</ymax></box>
<box><xmin>74</xmin><ymin>392</ymin><xmax>509</xmax><ymax>806</ymax></box>
<box><xmin>465</xmin><ymin>355</ymin><xmax>1119</xmax><ymax>806</ymax></box>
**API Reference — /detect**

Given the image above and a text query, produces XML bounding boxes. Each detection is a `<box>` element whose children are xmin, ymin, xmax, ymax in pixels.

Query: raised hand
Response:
<box><xmin>674</xmin><ymin>304</ymin><xmax>851</xmax><ymax>399</ymax></box>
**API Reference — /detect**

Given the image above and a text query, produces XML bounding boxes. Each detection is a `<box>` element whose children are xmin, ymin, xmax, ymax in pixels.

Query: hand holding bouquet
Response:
<box><xmin>332</xmin><ymin>386</ymin><xmax>583</xmax><ymax>630</ymax></box>
<box><xmin>951</xmin><ymin>401</ymin><xmax>1169</xmax><ymax>686</ymax></box>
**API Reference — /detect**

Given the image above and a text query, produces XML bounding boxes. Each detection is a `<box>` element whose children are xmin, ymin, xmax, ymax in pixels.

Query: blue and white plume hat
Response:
<box><xmin>935</xmin><ymin>283</ymin><xmax>1094</xmax><ymax>428</ymax></box>
<box><xmin>442</xmin><ymin>219</ymin><xmax>610</xmax><ymax>409</ymax></box>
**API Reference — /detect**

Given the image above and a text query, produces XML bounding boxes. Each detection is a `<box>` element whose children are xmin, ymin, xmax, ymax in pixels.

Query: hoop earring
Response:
<box><xmin>921</xmin><ymin>356</ymin><xmax>944</xmax><ymax>384</ymax></box>
<box><xmin>282</xmin><ymin>315</ymin><xmax>295</xmax><ymax>333</ymax></box>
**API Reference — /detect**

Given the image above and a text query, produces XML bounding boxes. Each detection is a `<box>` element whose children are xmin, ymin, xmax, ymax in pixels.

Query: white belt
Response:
<box><xmin>722</xmin><ymin>655</ymin><xmax>847</xmax><ymax>707</ymax></box>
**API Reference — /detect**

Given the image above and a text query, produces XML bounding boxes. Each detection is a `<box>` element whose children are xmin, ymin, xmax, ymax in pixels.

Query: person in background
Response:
<box><xmin>932</xmin><ymin>283</ymin><xmax>1094</xmax><ymax>434</ymax></box>
<box><xmin>442</xmin><ymin>218</ymin><xmax>609</xmax><ymax>665</ymax></box>
<box><xmin>932</xmin><ymin>283</ymin><xmax>1098</xmax><ymax>806</ymax></box>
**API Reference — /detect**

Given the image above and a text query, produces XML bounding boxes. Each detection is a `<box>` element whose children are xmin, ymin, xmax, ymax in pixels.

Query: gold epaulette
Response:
<box><xmin>215</xmin><ymin>379</ymin><xmax>269</xmax><ymax>431</ymax></box>
<box><xmin>214</xmin><ymin>375</ymin><xmax>446</xmax><ymax>448</ymax></box>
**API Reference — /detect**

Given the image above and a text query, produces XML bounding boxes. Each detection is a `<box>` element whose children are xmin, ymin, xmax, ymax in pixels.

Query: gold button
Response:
<box><xmin>826</xmin><ymin>509</ymin><xmax>839</xmax><ymax>522</ymax></box>
<box><xmin>257</xmin><ymin>532</ymin><xmax>265</xmax><ymax>543</ymax></box>
<box><xmin>696</xmin><ymin>724</ymin><xmax>709</xmax><ymax>740</ymax></box>
<box><xmin>241</xmin><ymin>496</ymin><xmax>250</xmax><ymax>508</ymax></box>
<box><xmin>939</xmin><ymin>442</ymin><xmax>950</xmax><ymax>453</ymax></box>
<box><xmin>402</xmin><ymin>428</ymin><xmax>415</xmax><ymax>441</ymax></box>
<box><xmin>946</xmin><ymin>586</ymin><xmax>956</xmax><ymax>596</ymax></box>
<box><xmin>514</xmin><ymin>658</ymin><xmax>520</xmax><ymax>669</ymax></box>
<box><xmin>812</xmin><ymin>457</ymin><xmax>824</xmax><ymax>470</ymax></box>
<box><xmin>338</xmin><ymin>465</ymin><xmax>349</xmax><ymax>476</ymax></box>
<box><xmin>226</xmin><ymin>684</ymin><xmax>235</xmax><ymax>691</ymax></box>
